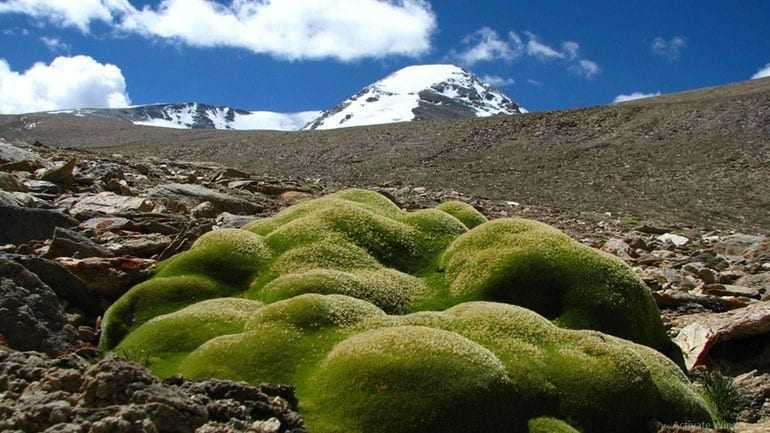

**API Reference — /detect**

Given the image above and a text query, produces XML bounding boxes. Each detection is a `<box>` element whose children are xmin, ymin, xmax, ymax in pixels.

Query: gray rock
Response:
<box><xmin>715</xmin><ymin>234</ymin><xmax>767</xmax><ymax>257</ymax></box>
<box><xmin>80</xmin><ymin>217</ymin><xmax>137</xmax><ymax>234</ymax></box>
<box><xmin>24</xmin><ymin>179</ymin><xmax>60</xmax><ymax>193</ymax></box>
<box><xmin>0</xmin><ymin>141</ymin><xmax>41</xmax><ymax>164</ymax></box>
<box><xmin>735</xmin><ymin>273</ymin><xmax>770</xmax><ymax>300</ymax></box>
<box><xmin>102</xmin><ymin>233</ymin><xmax>172</xmax><ymax>258</ymax></box>
<box><xmin>0</xmin><ymin>172</ymin><xmax>27</xmax><ymax>192</ymax></box>
<box><xmin>0</xmin><ymin>349</ymin><xmax>306</xmax><ymax>433</ymax></box>
<box><xmin>0</xmin><ymin>205</ymin><xmax>78</xmax><ymax>244</ymax></box>
<box><xmin>601</xmin><ymin>238</ymin><xmax>632</xmax><ymax>259</ymax></box>
<box><xmin>54</xmin><ymin>256</ymin><xmax>156</xmax><ymax>300</ymax></box>
<box><xmin>41</xmin><ymin>159</ymin><xmax>77</xmax><ymax>184</ymax></box>
<box><xmin>0</xmin><ymin>257</ymin><xmax>78</xmax><ymax>354</ymax></box>
<box><xmin>0</xmin><ymin>190</ymin><xmax>48</xmax><ymax>208</ymax></box>
<box><xmin>148</xmin><ymin>183</ymin><xmax>261</xmax><ymax>215</ymax></box>
<box><xmin>657</xmin><ymin>233</ymin><xmax>690</xmax><ymax>247</ymax></box>
<box><xmin>45</xmin><ymin>227</ymin><xmax>115</xmax><ymax>259</ymax></box>
<box><xmin>69</xmin><ymin>192</ymin><xmax>155</xmax><ymax>219</ymax></box>
<box><xmin>215</xmin><ymin>212</ymin><xmax>257</xmax><ymax>229</ymax></box>
<box><xmin>9</xmin><ymin>255</ymin><xmax>102</xmax><ymax>316</ymax></box>
<box><xmin>191</xmin><ymin>201</ymin><xmax>218</xmax><ymax>219</ymax></box>
<box><xmin>701</xmin><ymin>283</ymin><xmax>761</xmax><ymax>299</ymax></box>
<box><xmin>0</xmin><ymin>159</ymin><xmax>43</xmax><ymax>173</ymax></box>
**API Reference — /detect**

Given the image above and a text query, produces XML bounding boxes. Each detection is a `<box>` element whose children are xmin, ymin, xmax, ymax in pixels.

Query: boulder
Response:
<box><xmin>673</xmin><ymin>302</ymin><xmax>770</xmax><ymax>370</ymax></box>
<box><xmin>55</xmin><ymin>256</ymin><xmax>156</xmax><ymax>300</ymax></box>
<box><xmin>9</xmin><ymin>254</ymin><xmax>102</xmax><ymax>316</ymax></box>
<box><xmin>40</xmin><ymin>159</ymin><xmax>77</xmax><ymax>184</ymax></box>
<box><xmin>191</xmin><ymin>201</ymin><xmax>218</xmax><ymax>218</ymax></box>
<box><xmin>714</xmin><ymin>234</ymin><xmax>766</xmax><ymax>257</ymax></box>
<box><xmin>0</xmin><ymin>172</ymin><xmax>26</xmax><ymax>192</ymax></box>
<box><xmin>657</xmin><ymin>233</ymin><xmax>690</xmax><ymax>247</ymax></box>
<box><xmin>69</xmin><ymin>192</ymin><xmax>155</xmax><ymax>219</ymax></box>
<box><xmin>215</xmin><ymin>212</ymin><xmax>257</xmax><ymax>229</ymax></box>
<box><xmin>0</xmin><ymin>205</ymin><xmax>78</xmax><ymax>244</ymax></box>
<box><xmin>24</xmin><ymin>179</ymin><xmax>60</xmax><ymax>193</ymax></box>
<box><xmin>148</xmin><ymin>183</ymin><xmax>262</xmax><ymax>215</ymax></box>
<box><xmin>101</xmin><ymin>232</ymin><xmax>172</xmax><ymax>257</ymax></box>
<box><xmin>700</xmin><ymin>283</ymin><xmax>762</xmax><ymax>299</ymax></box>
<box><xmin>79</xmin><ymin>216</ymin><xmax>137</xmax><ymax>234</ymax></box>
<box><xmin>735</xmin><ymin>273</ymin><xmax>770</xmax><ymax>300</ymax></box>
<box><xmin>744</xmin><ymin>239</ymin><xmax>770</xmax><ymax>264</ymax></box>
<box><xmin>45</xmin><ymin>227</ymin><xmax>115</xmax><ymax>259</ymax></box>
<box><xmin>601</xmin><ymin>238</ymin><xmax>633</xmax><ymax>259</ymax></box>
<box><xmin>0</xmin><ymin>140</ymin><xmax>41</xmax><ymax>164</ymax></box>
<box><xmin>0</xmin><ymin>257</ymin><xmax>78</xmax><ymax>354</ymax></box>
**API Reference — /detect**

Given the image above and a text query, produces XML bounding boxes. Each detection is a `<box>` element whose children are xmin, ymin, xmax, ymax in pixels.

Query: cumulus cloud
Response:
<box><xmin>40</xmin><ymin>36</ymin><xmax>70</xmax><ymax>52</ymax></box>
<box><xmin>481</xmin><ymin>75</ymin><xmax>514</xmax><ymax>87</ymax></box>
<box><xmin>752</xmin><ymin>63</ymin><xmax>770</xmax><ymax>79</ymax></box>
<box><xmin>0</xmin><ymin>0</ymin><xmax>121</xmax><ymax>31</ymax></box>
<box><xmin>0</xmin><ymin>55</ymin><xmax>130</xmax><ymax>114</ymax></box>
<box><xmin>0</xmin><ymin>0</ymin><xmax>437</xmax><ymax>61</ymax></box>
<box><xmin>652</xmin><ymin>36</ymin><xmax>687</xmax><ymax>60</ymax></box>
<box><xmin>613</xmin><ymin>91</ymin><xmax>661</xmax><ymax>103</ymax></box>
<box><xmin>453</xmin><ymin>29</ymin><xmax>599</xmax><ymax>79</ymax></box>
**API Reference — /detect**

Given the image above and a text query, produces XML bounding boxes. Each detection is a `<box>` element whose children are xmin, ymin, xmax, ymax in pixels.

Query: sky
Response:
<box><xmin>0</xmin><ymin>0</ymin><xmax>769</xmax><ymax>114</ymax></box>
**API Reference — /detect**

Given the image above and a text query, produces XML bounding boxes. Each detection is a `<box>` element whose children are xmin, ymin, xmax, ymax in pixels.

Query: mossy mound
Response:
<box><xmin>100</xmin><ymin>189</ymin><xmax>711</xmax><ymax>432</ymax></box>
<box><xmin>115</xmin><ymin>295</ymin><xmax>711</xmax><ymax>433</ymax></box>
<box><xmin>101</xmin><ymin>189</ymin><xmax>674</xmax><ymax>356</ymax></box>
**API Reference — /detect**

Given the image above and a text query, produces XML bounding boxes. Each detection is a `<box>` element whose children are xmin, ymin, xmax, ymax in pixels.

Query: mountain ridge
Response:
<box><xmin>22</xmin><ymin>64</ymin><xmax>521</xmax><ymax>131</ymax></box>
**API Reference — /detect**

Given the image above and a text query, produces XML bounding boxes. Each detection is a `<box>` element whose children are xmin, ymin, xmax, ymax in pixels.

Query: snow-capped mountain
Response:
<box><xmin>304</xmin><ymin>64</ymin><xmax>522</xmax><ymax>130</ymax></box>
<box><xmin>40</xmin><ymin>64</ymin><xmax>521</xmax><ymax>131</ymax></box>
<box><xmin>50</xmin><ymin>103</ymin><xmax>321</xmax><ymax>131</ymax></box>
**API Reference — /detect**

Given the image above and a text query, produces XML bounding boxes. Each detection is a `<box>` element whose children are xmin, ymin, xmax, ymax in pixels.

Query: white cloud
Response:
<box><xmin>572</xmin><ymin>59</ymin><xmax>600</xmax><ymax>78</ymax></box>
<box><xmin>3</xmin><ymin>27</ymin><xmax>30</xmax><ymax>36</ymax></box>
<box><xmin>652</xmin><ymin>36</ymin><xmax>687</xmax><ymax>60</ymax></box>
<box><xmin>527</xmin><ymin>78</ymin><xmax>542</xmax><ymax>87</ymax></box>
<box><xmin>0</xmin><ymin>0</ymin><xmax>120</xmax><ymax>31</ymax></box>
<box><xmin>561</xmin><ymin>41</ymin><xmax>580</xmax><ymax>60</ymax></box>
<box><xmin>453</xmin><ymin>29</ymin><xmax>599</xmax><ymax>80</ymax></box>
<box><xmin>453</xmin><ymin>27</ymin><xmax>523</xmax><ymax>66</ymax></box>
<box><xmin>0</xmin><ymin>55</ymin><xmax>130</xmax><ymax>114</ymax></box>
<box><xmin>481</xmin><ymin>75</ymin><xmax>514</xmax><ymax>87</ymax></box>
<box><xmin>613</xmin><ymin>91</ymin><xmax>661</xmax><ymax>103</ymax></box>
<box><xmin>0</xmin><ymin>0</ymin><xmax>437</xmax><ymax>61</ymax></box>
<box><xmin>40</xmin><ymin>36</ymin><xmax>70</xmax><ymax>52</ymax></box>
<box><xmin>525</xmin><ymin>32</ymin><xmax>565</xmax><ymax>60</ymax></box>
<box><xmin>751</xmin><ymin>63</ymin><xmax>770</xmax><ymax>79</ymax></box>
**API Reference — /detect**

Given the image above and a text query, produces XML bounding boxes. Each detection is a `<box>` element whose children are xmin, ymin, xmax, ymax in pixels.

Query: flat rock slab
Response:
<box><xmin>0</xmin><ymin>205</ymin><xmax>78</xmax><ymax>244</ymax></box>
<box><xmin>0</xmin><ymin>141</ymin><xmax>41</xmax><ymax>165</ymax></box>
<box><xmin>673</xmin><ymin>301</ymin><xmax>770</xmax><ymax>370</ymax></box>
<box><xmin>69</xmin><ymin>192</ymin><xmax>155</xmax><ymax>218</ymax></box>
<box><xmin>148</xmin><ymin>183</ymin><xmax>261</xmax><ymax>215</ymax></box>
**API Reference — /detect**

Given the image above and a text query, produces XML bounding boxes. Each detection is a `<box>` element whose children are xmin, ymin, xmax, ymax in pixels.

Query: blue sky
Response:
<box><xmin>1</xmin><ymin>0</ymin><xmax>769</xmax><ymax>114</ymax></box>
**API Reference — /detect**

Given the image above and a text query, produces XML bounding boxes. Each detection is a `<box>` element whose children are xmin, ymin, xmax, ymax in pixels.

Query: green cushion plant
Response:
<box><xmin>101</xmin><ymin>189</ymin><xmax>711</xmax><ymax>432</ymax></box>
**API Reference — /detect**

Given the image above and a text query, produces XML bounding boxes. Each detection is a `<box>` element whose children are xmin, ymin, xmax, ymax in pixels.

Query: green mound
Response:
<box><xmin>115</xmin><ymin>295</ymin><xmax>710</xmax><ymax>433</ymax></box>
<box><xmin>101</xmin><ymin>189</ymin><xmax>711</xmax><ymax>432</ymax></box>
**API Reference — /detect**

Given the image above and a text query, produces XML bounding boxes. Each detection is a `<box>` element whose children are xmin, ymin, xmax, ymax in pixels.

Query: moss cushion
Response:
<box><xmin>101</xmin><ymin>189</ymin><xmax>711</xmax><ymax>432</ymax></box>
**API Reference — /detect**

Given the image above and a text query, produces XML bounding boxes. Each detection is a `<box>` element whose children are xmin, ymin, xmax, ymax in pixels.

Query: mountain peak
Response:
<box><xmin>304</xmin><ymin>64</ymin><xmax>521</xmax><ymax>130</ymax></box>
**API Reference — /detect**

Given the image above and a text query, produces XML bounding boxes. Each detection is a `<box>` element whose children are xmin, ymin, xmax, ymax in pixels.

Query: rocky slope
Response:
<box><xmin>1</xmin><ymin>77</ymin><xmax>767</xmax><ymax>232</ymax></box>
<box><xmin>304</xmin><ymin>64</ymin><xmax>521</xmax><ymax>130</ymax></box>
<box><xmin>1</xmin><ymin>139</ymin><xmax>769</xmax><ymax>431</ymax></box>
